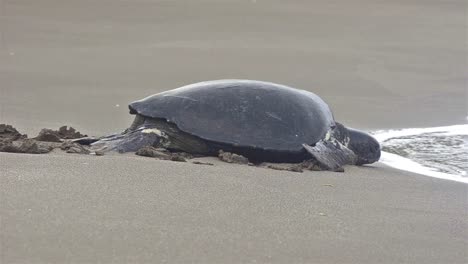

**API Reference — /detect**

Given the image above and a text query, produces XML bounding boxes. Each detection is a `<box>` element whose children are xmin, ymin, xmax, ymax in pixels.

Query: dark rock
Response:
<box><xmin>136</xmin><ymin>146</ymin><xmax>193</xmax><ymax>162</ymax></box>
<box><xmin>0</xmin><ymin>124</ymin><xmax>89</xmax><ymax>155</ymax></box>
<box><xmin>172</xmin><ymin>152</ymin><xmax>193</xmax><ymax>159</ymax></box>
<box><xmin>0</xmin><ymin>124</ymin><xmax>86</xmax><ymax>142</ymax></box>
<box><xmin>34</xmin><ymin>126</ymin><xmax>87</xmax><ymax>142</ymax></box>
<box><xmin>94</xmin><ymin>150</ymin><xmax>105</xmax><ymax>156</ymax></box>
<box><xmin>263</xmin><ymin>163</ymin><xmax>304</xmax><ymax>173</ymax></box>
<box><xmin>300</xmin><ymin>160</ymin><xmax>322</xmax><ymax>171</ymax></box>
<box><xmin>61</xmin><ymin>141</ymin><xmax>90</xmax><ymax>154</ymax></box>
<box><xmin>257</xmin><ymin>159</ymin><xmax>326</xmax><ymax>173</ymax></box>
<box><xmin>170</xmin><ymin>153</ymin><xmax>187</xmax><ymax>162</ymax></box>
<box><xmin>57</xmin><ymin>126</ymin><xmax>87</xmax><ymax>139</ymax></box>
<box><xmin>0</xmin><ymin>139</ymin><xmax>53</xmax><ymax>154</ymax></box>
<box><xmin>0</xmin><ymin>124</ymin><xmax>27</xmax><ymax>141</ymax></box>
<box><xmin>35</xmin><ymin>129</ymin><xmax>62</xmax><ymax>142</ymax></box>
<box><xmin>136</xmin><ymin>146</ymin><xmax>171</xmax><ymax>160</ymax></box>
<box><xmin>218</xmin><ymin>150</ymin><xmax>249</xmax><ymax>164</ymax></box>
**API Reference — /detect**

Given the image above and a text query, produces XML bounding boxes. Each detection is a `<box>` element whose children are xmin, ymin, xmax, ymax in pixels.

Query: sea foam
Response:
<box><xmin>373</xmin><ymin>124</ymin><xmax>468</xmax><ymax>184</ymax></box>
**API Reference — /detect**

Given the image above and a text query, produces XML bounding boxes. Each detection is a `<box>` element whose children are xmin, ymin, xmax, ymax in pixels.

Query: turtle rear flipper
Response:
<box><xmin>303</xmin><ymin>141</ymin><xmax>357</xmax><ymax>171</ymax></box>
<box><xmin>72</xmin><ymin>133</ymin><xmax>122</xmax><ymax>145</ymax></box>
<box><xmin>72</xmin><ymin>137</ymin><xmax>100</xmax><ymax>145</ymax></box>
<box><xmin>90</xmin><ymin>128</ymin><xmax>163</xmax><ymax>153</ymax></box>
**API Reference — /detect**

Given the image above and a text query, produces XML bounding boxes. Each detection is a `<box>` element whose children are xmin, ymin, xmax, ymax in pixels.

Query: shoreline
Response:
<box><xmin>379</xmin><ymin>151</ymin><xmax>468</xmax><ymax>184</ymax></box>
<box><xmin>374</xmin><ymin>123</ymin><xmax>468</xmax><ymax>184</ymax></box>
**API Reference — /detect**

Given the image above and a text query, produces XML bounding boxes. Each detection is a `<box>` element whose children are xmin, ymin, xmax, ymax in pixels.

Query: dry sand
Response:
<box><xmin>1</xmin><ymin>0</ymin><xmax>467</xmax><ymax>263</ymax></box>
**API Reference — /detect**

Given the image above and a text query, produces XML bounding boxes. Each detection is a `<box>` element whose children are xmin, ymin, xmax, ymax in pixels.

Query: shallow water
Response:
<box><xmin>373</xmin><ymin>124</ymin><xmax>468</xmax><ymax>184</ymax></box>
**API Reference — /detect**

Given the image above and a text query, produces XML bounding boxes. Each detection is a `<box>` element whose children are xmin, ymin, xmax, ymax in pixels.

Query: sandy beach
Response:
<box><xmin>1</xmin><ymin>0</ymin><xmax>467</xmax><ymax>263</ymax></box>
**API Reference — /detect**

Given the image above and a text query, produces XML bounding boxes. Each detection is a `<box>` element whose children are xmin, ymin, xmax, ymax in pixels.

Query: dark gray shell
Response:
<box><xmin>129</xmin><ymin>80</ymin><xmax>335</xmax><ymax>152</ymax></box>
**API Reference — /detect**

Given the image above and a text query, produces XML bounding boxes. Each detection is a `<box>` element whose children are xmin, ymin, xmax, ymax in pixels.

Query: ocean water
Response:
<box><xmin>372</xmin><ymin>124</ymin><xmax>468</xmax><ymax>184</ymax></box>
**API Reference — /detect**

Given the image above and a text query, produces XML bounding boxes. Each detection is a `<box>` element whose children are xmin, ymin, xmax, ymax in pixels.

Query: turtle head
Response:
<box><xmin>346</xmin><ymin>127</ymin><xmax>381</xmax><ymax>165</ymax></box>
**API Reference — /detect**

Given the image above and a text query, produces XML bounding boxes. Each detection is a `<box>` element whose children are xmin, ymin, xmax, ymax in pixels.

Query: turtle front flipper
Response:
<box><xmin>303</xmin><ymin>141</ymin><xmax>357</xmax><ymax>171</ymax></box>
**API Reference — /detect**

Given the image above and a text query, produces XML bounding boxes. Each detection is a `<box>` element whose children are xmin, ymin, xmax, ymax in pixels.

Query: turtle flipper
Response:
<box><xmin>72</xmin><ymin>133</ymin><xmax>122</xmax><ymax>146</ymax></box>
<box><xmin>303</xmin><ymin>141</ymin><xmax>357</xmax><ymax>171</ymax></box>
<box><xmin>89</xmin><ymin>128</ymin><xmax>163</xmax><ymax>153</ymax></box>
<box><xmin>72</xmin><ymin>137</ymin><xmax>100</xmax><ymax>145</ymax></box>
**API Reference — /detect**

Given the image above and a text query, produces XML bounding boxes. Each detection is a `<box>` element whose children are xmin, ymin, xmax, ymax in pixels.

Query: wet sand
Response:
<box><xmin>1</xmin><ymin>153</ymin><xmax>466</xmax><ymax>263</ymax></box>
<box><xmin>1</xmin><ymin>0</ymin><xmax>467</xmax><ymax>263</ymax></box>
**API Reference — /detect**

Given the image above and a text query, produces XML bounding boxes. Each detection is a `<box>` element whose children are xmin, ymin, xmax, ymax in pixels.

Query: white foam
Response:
<box><xmin>373</xmin><ymin>124</ymin><xmax>468</xmax><ymax>142</ymax></box>
<box><xmin>379</xmin><ymin>151</ymin><xmax>468</xmax><ymax>184</ymax></box>
<box><xmin>373</xmin><ymin>124</ymin><xmax>468</xmax><ymax>184</ymax></box>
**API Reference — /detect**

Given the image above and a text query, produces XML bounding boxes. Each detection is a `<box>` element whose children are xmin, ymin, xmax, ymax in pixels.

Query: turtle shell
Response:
<box><xmin>129</xmin><ymin>80</ymin><xmax>335</xmax><ymax>152</ymax></box>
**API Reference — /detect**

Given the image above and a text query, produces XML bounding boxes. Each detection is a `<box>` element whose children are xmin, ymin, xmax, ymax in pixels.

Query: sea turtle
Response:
<box><xmin>85</xmin><ymin>80</ymin><xmax>381</xmax><ymax>170</ymax></box>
